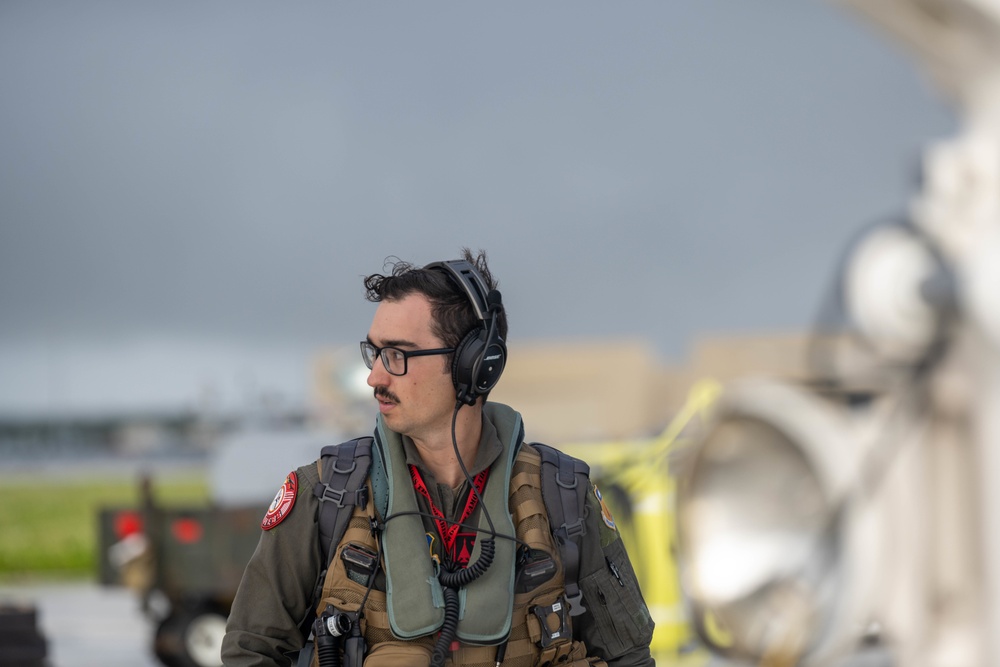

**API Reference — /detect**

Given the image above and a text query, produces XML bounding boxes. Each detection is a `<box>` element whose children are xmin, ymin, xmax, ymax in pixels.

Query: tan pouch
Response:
<box><xmin>362</xmin><ymin>641</ymin><xmax>431</xmax><ymax>667</ymax></box>
<box><xmin>541</xmin><ymin>641</ymin><xmax>607</xmax><ymax>667</ymax></box>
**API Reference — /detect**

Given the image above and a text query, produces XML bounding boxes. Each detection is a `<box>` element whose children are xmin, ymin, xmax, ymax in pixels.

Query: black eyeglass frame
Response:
<box><xmin>360</xmin><ymin>341</ymin><xmax>455</xmax><ymax>376</ymax></box>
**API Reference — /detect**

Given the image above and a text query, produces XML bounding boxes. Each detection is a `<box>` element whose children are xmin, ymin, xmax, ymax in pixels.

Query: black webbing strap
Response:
<box><xmin>314</xmin><ymin>437</ymin><xmax>373</xmax><ymax>570</ymax></box>
<box><xmin>297</xmin><ymin>437</ymin><xmax>374</xmax><ymax>657</ymax></box>
<box><xmin>534</xmin><ymin>442</ymin><xmax>590</xmax><ymax>617</ymax></box>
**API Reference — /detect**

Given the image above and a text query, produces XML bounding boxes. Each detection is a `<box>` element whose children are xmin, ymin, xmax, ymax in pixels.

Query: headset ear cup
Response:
<box><xmin>452</xmin><ymin>328</ymin><xmax>486</xmax><ymax>405</ymax></box>
<box><xmin>476</xmin><ymin>338</ymin><xmax>507</xmax><ymax>395</ymax></box>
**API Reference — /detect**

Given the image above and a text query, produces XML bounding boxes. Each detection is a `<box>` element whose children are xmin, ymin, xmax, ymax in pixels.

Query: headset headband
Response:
<box><xmin>423</xmin><ymin>260</ymin><xmax>492</xmax><ymax>322</ymax></box>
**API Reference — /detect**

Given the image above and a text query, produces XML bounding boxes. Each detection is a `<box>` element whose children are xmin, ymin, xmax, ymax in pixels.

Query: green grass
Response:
<box><xmin>0</xmin><ymin>472</ymin><xmax>210</xmax><ymax>582</ymax></box>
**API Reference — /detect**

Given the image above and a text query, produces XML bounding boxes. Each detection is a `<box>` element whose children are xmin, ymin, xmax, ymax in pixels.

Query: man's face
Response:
<box><xmin>365</xmin><ymin>293</ymin><xmax>458</xmax><ymax>440</ymax></box>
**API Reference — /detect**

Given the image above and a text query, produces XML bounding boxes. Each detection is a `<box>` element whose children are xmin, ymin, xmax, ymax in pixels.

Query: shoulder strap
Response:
<box><xmin>314</xmin><ymin>437</ymin><xmax>374</xmax><ymax>566</ymax></box>
<box><xmin>295</xmin><ymin>437</ymin><xmax>373</xmax><ymax>667</ymax></box>
<box><xmin>532</xmin><ymin>442</ymin><xmax>590</xmax><ymax>617</ymax></box>
<box><xmin>297</xmin><ymin>437</ymin><xmax>374</xmax><ymax>652</ymax></box>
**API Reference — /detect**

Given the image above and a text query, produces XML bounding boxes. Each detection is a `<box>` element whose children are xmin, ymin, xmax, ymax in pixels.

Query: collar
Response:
<box><xmin>400</xmin><ymin>413</ymin><xmax>505</xmax><ymax>485</ymax></box>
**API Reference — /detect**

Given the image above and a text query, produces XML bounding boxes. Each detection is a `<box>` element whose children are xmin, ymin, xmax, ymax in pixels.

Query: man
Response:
<box><xmin>222</xmin><ymin>249</ymin><xmax>655</xmax><ymax>666</ymax></box>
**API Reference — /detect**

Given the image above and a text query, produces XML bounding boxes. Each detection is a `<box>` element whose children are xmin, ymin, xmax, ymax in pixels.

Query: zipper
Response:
<box><xmin>606</xmin><ymin>557</ymin><xmax>625</xmax><ymax>587</ymax></box>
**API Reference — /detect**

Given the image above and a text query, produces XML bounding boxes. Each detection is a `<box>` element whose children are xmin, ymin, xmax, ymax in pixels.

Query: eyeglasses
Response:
<box><xmin>360</xmin><ymin>341</ymin><xmax>455</xmax><ymax>376</ymax></box>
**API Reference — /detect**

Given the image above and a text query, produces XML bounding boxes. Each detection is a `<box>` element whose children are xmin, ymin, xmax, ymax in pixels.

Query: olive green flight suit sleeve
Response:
<box><xmin>222</xmin><ymin>462</ymin><xmax>323</xmax><ymax>667</ymax></box>
<box><xmin>573</xmin><ymin>485</ymin><xmax>656</xmax><ymax>667</ymax></box>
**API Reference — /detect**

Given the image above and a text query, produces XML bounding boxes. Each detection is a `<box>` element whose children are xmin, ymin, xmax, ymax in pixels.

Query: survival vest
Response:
<box><xmin>299</xmin><ymin>405</ymin><xmax>602</xmax><ymax>667</ymax></box>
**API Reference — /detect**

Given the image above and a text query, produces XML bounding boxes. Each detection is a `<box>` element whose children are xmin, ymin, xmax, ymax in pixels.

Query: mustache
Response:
<box><xmin>374</xmin><ymin>387</ymin><xmax>399</xmax><ymax>403</ymax></box>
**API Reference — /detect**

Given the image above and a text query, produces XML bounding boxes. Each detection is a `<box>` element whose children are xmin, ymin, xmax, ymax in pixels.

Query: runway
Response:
<box><xmin>0</xmin><ymin>579</ymin><xmax>160</xmax><ymax>667</ymax></box>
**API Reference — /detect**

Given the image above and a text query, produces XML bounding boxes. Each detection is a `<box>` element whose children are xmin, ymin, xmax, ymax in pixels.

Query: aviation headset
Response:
<box><xmin>423</xmin><ymin>259</ymin><xmax>507</xmax><ymax>406</ymax></box>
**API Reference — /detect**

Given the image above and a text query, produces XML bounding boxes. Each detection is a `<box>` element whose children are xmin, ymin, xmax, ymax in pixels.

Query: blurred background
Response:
<box><xmin>0</xmin><ymin>2</ymin><xmax>956</xmax><ymax>666</ymax></box>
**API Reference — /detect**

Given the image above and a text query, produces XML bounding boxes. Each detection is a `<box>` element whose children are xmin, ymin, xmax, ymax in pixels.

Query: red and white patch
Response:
<box><xmin>262</xmin><ymin>471</ymin><xmax>298</xmax><ymax>530</ymax></box>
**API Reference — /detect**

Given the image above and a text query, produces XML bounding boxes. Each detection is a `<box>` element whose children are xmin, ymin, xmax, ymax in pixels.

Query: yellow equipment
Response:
<box><xmin>558</xmin><ymin>380</ymin><xmax>721</xmax><ymax>666</ymax></box>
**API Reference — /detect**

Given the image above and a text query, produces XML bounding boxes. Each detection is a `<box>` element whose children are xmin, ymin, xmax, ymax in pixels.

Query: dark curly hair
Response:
<box><xmin>363</xmin><ymin>248</ymin><xmax>508</xmax><ymax>361</ymax></box>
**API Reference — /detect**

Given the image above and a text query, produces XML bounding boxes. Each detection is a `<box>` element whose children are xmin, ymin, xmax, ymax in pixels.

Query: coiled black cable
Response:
<box><xmin>430</xmin><ymin>538</ymin><xmax>497</xmax><ymax>666</ymax></box>
<box><xmin>431</xmin><ymin>585</ymin><xmax>461</xmax><ymax>667</ymax></box>
<box><xmin>440</xmin><ymin>538</ymin><xmax>495</xmax><ymax>588</ymax></box>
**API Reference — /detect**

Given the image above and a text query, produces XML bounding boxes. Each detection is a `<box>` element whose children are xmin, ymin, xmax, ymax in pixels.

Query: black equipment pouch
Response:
<box><xmin>341</xmin><ymin>542</ymin><xmax>378</xmax><ymax>588</ymax></box>
<box><xmin>515</xmin><ymin>546</ymin><xmax>557</xmax><ymax>594</ymax></box>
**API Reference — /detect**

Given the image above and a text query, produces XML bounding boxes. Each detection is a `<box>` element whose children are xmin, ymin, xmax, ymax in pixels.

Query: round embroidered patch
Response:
<box><xmin>262</xmin><ymin>471</ymin><xmax>298</xmax><ymax>530</ymax></box>
<box><xmin>594</xmin><ymin>485</ymin><xmax>616</xmax><ymax>530</ymax></box>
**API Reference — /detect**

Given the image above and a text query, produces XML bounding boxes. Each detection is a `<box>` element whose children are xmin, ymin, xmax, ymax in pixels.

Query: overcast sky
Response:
<box><xmin>0</xmin><ymin>2</ymin><xmax>956</xmax><ymax>416</ymax></box>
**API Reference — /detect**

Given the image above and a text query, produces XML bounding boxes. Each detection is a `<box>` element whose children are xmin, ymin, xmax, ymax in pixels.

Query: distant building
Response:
<box><xmin>0</xmin><ymin>332</ymin><xmax>872</xmax><ymax>460</ymax></box>
<box><xmin>310</xmin><ymin>330</ymin><xmax>872</xmax><ymax>443</ymax></box>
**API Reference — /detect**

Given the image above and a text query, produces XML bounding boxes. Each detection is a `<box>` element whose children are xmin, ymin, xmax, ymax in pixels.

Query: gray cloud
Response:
<box><xmin>0</xmin><ymin>1</ymin><xmax>955</xmax><ymax>414</ymax></box>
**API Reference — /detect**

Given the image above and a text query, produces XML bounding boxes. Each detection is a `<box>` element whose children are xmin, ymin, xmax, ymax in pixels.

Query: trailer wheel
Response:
<box><xmin>154</xmin><ymin>605</ymin><xmax>227</xmax><ymax>667</ymax></box>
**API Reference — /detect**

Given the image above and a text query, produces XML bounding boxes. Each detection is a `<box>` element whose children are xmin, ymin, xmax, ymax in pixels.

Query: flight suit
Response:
<box><xmin>222</xmin><ymin>404</ymin><xmax>655</xmax><ymax>666</ymax></box>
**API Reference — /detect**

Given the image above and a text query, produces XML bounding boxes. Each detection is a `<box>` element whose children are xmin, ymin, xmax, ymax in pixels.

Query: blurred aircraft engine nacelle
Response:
<box><xmin>677</xmin><ymin>379</ymin><xmax>883</xmax><ymax>665</ymax></box>
<box><xmin>675</xmin><ymin>0</ymin><xmax>1000</xmax><ymax>665</ymax></box>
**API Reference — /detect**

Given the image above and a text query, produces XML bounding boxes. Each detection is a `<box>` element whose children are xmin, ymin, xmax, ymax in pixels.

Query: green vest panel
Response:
<box><xmin>376</xmin><ymin>403</ymin><xmax>522</xmax><ymax>644</ymax></box>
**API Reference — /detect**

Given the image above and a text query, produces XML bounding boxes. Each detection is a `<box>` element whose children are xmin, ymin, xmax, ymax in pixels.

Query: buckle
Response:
<box><xmin>316</xmin><ymin>483</ymin><xmax>368</xmax><ymax>509</ymax></box>
<box><xmin>560</xmin><ymin>517</ymin><xmax>586</xmax><ymax>541</ymax></box>
<box><xmin>564</xmin><ymin>588</ymin><xmax>586</xmax><ymax>617</ymax></box>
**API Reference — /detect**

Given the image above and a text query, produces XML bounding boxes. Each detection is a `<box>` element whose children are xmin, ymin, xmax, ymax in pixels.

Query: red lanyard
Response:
<box><xmin>408</xmin><ymin>464</ymin><xmax>489</xmax><ymax>567</ymax></box>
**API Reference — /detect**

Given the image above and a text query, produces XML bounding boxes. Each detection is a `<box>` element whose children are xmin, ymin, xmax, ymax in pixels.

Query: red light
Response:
<box><xmin>114</xmin><ymin>511</ymin><xmax>144</xmax><ymax>539</ymax></box>
<box><xmin>172</xmin><ymin>517</ymin><xmax>204</xmax><ymax>544</ymax></box>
